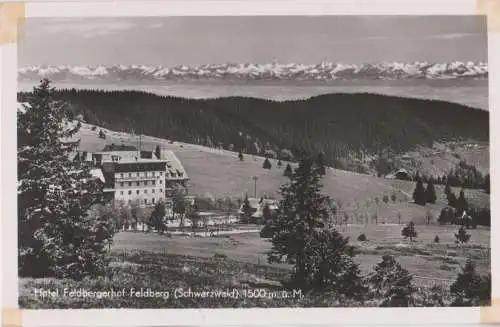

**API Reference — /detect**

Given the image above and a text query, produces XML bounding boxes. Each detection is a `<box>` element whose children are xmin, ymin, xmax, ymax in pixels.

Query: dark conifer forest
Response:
<box><xmin>17</xmin><ymin>89</ymin><xmax>489</xmax><ymax>170</ymax></box>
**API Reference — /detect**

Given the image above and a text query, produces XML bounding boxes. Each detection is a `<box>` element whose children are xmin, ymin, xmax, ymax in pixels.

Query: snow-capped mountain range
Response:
<box><xmin>18</xmin><ymin>61</ymin><xmax>488</xmax><ymax>82</ymax></box>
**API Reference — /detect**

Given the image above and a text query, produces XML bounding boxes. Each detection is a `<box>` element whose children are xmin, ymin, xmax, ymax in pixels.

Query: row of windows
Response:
<box><xmin>119</xmin><ymin>171</ymin><xmax>163</xmax><ymax>178</ymax></box>
<box><xmin>120</xmin><ymin>189</ymin><xmax>163</xmax><ymax>195</ymax></box>
<box><xmin>126</xmin><ymin>198</ymin><xmax>161</xmax><ymax>205</ymax></box>
<box><xmin>120</xmin><ymin>180</ymin><xmax>162</xmax><ymax>187</ymax></box>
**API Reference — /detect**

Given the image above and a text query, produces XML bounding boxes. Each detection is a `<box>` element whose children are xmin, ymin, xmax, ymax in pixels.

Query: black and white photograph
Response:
<box><xmin>14</xmin><ymin>13</ymin><xmax>491</xmax><ymax>309</ymax></box>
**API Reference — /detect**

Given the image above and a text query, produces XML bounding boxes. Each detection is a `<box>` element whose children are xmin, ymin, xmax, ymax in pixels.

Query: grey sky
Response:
<box><xmin>18</xmin><ymin>15</ymin><xmax>488</xmax><ymax>66</ymax></box>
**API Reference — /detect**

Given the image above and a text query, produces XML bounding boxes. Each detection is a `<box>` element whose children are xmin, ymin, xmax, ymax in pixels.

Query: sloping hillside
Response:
<box><xmin>72</xmin><ymin>123</ymin><xmax>489</xmax><ymax>224</ymax></box>
<box><xmin>18</xmin><ymin>89</ymin><xmax>489</xmax><ymax>175</ymax></box>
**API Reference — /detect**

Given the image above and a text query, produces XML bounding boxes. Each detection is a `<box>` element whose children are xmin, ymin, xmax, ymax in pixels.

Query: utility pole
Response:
<box><xmin>252</xmin><ymin>176</ymin><xmax>259</xmax><ymax>198</ymax></box>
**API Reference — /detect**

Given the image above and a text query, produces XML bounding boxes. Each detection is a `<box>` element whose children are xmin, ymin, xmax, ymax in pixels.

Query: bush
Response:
<box><xmin>450</xmin><ymin>260</ymin><xmax>491</xmax><ymax>306</ymax></box>
<box><xmin>367</xmin><ymin>255</ymin><xmax>416</xmax><ymax>307</ymax></box>
<box><xmin>434</xmin><ymin>235</ymin><xmax>440</xmax><ymax>243</ymax></box>
<box><xmin>357</xmin><ymin>233</ymin><xmax>368</xmax><ymax>242</ymax></box>
<box><xmin>213</xmin><ymin>253</ymin><xmax>227</xmax><ymax>260</ymax></box>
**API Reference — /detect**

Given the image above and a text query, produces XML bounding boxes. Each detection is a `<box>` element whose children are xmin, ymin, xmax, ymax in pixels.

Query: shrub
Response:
<box><xmin>238</xmin><ymin>151</ymin><xmax>244</xmax><ymax>161</ymax></box>
<box><xmin>213</xmin><ymin>253</ymin><xmax>227</xmax><ymax>260</ymax></box>
<box><xmin>450</xmin><ymin>260</ymin><xmax>491</xmax><ymax>306</ymax></box>
<box><xmin>382</xmin><ymin>195</ymin><xmax>389</xmax><ymax>204</ymax></box>
<box><xmin>434</xmin><ymin>235</ymin><xmax>440</xmax><ymax>243</ymax></box>
<box><xmin>357</xmin><ymin>233</ymin><xmax>368</xmax><ymax>242</ymax></box>
<box><xmin>367</xmin><ymin>255</ymin><xmax>416</xmax><ymax>307</ymax></box>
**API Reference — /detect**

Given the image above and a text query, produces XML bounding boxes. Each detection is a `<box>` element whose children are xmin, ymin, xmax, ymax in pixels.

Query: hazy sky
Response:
<box><xmin>18</xmin><ymin>15</ymin><xmax>488</xmax><ymax>66</ymax></box>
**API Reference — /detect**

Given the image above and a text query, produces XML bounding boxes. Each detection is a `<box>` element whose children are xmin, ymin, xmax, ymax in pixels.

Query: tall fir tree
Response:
<box><xmin>412</xmin><ymin>180</ymin><xmax>426</xmax><ymax>205</ymax></box>
<box><xmin>18</xmin><ymin>79</ymin><xmax>113</xmax><ymax>279</ymax></box>
<box><xmin>425</xmin><ymin>180</ymin><xmax>437</xmax><ymax>204</ymax></box>
<box><xmin>268</xmin><ymin>157</ymin><xmax>362</xmax><ymax>293</ymax></box>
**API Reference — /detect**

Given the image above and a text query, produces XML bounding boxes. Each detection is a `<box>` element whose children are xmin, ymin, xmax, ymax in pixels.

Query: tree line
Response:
<box><xmin>17</xmin><ymin>87</ymin><xmax>489</xmax><ymax>173</ymax></box>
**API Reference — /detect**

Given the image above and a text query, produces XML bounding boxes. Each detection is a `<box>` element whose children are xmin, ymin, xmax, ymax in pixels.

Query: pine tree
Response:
<box><xmin>241</xmin><ymin>194</ymin><xmax>253</xmax><ymax>223</ymax></box>
<box><xmin>284</xmin><ymin>163</ymin><xmax>293</xmax><ymax>177</ymax></box>
<box><xmin>149</xmin><ymin>201</ymin><xmax>166</xmax><ymax>234</ymax></box>
<box><xmin>455</xmin><ymin>226</ymin><xmax>471</xmax><ymax>244</ymax></box>
<box><xmin>18</xmin><ymin>79</ymin><xmax>113</xmax><ymax>279</ymax></box>
<box><xmin>412</xmin><ymin>180</ymin><xmax>426</xmax><ymax>205</ymax></box>
<box><xmin>263</xmin><ymin>157</ymin><xmax>272</xmax><ymax>169</ymax></box>
<box><xmin>367</xmin><ymin>255</ymin><xmax>415</xmax><ymax>307</ymax></box>
<box><xmin>401</xmin><ymin>221</ymin><xmax>417</xmax><ymax>241</ymax></box>
<box><xmin>155</xmin><ymin>145</ymin><xmax>161</xmax><ymax>159</ymax></box>
<box><xmin>425</xmin><ymin>180</ymin><xmax>437</xmax><ymax>204</ymax></box>
<box><xmin>267</xmin><ymin>157</ymin><xmax>362</xmax><ymax>293</ymax></box>
<box><xmin>450</xmin><ymin>260</ymin><xmax>491</xmax><ymax>306</ymax></box>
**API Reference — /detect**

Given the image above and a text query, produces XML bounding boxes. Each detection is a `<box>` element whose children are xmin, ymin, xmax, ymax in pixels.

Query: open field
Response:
<box><xmin>111</xmin><ymin>223</ymin><xmax>490</xmax><ymax>281</ymax></box>
<box><xmin>73</xmin><ymin>123</ymin><xmax>489</xmax><ymax>225</ymax></box>
<box><xmin>19</xmin><ymin>223</ymin><xmax>489</xmax><ymax>308</ymax></box>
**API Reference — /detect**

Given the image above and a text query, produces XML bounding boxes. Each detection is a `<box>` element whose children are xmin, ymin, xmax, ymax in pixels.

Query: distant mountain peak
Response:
<box><xmin>18</xmin><ymin>61</ymin><xmax>488</xmax><ymax>82</ymax></box>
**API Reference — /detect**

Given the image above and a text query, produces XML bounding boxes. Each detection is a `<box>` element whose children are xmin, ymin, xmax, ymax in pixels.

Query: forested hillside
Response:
<box><xmin>17</xmin><ymin>89</ymin><xmax>489</xmax><ymax>171</ymax></box>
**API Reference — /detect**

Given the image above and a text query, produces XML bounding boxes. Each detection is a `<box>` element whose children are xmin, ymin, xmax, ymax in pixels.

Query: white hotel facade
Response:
<box><xmin>84</xmin><ymin>150</ymin><xmax>189</xmax><ymax>208</ymax></box>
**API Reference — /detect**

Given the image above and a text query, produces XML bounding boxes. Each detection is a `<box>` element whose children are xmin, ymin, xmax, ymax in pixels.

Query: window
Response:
<box><xmin>144</xmin><ymin>190</ymin><xmax>148</xmax><ymax>194</ymax></box>
<box><xmin>120</xmin><ymin>173</ymin><xmax>124</xmax><ymax>178</ymax></box>
<box><xmin>152</xmin><ymin>198</ymin><xmax>155</xmax><ymax>204</ymax></box>
<box><xmin>145</xmin><ymin>181</ymin><xmax>149</xmax><ymax>186</ymax></box>
<box><xmin>129</xmin><ymin>173</ymin><xmax>132</xmax><ymax>177</ymax></box>
<box><xmin>152</xmin><ymin>189</ymin><xmax>155</xmax><ymax>193</ymax></box>
<box><xmin>136</xmin><ymin>190</ymin><xmax>139</xmax><ymax>195</ymax></box>
<box><xmin>144</xmin><ymin>199</ymin><xmax>148</xmax><ymax>205</ymax></box>
<box><xmin>128</xmin><ymin>182</ymin><xmax>132</xmax><ymax>186</ymax></box>
<box><xmin>160</xmin><ymin>189</ymin><xmax>163</xmax><ymax>193</ymax></box>
<box><xmin>137</xmin><ymin>172</ymin><xmax>139</xmax><ymax>177</ymax></box>
<box><xmin>120</xmin><ymin>191</ymin><xmax>124</xmax><ymax>195</ymax></box>
<box><xmin>120</xmin><ymin>182</ymin><xmax>124</xmax><ymax>187</ymax></box>
<box><xmin>159</xmin><ymin>180</ymin><xmax>163</xmax><ymax>184</ymax></box>
<box><xmin>160</xmin><ymin>171</ymin><xmax>163</xmax><ymax>176</ymax></box>
<box><xmin>128</xmin><ymin>190</ymin><xmax>132</xmax><ymax>195</ymax></box>
<box><xmin>152</xmin><ymin>180</ymin><xmax>156</xmax><ymax>185</ymax></box>
<box><xmin>136</xmin><ymin>181</ymin><xmax>140</xmax><ymax>186</ymax></box>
